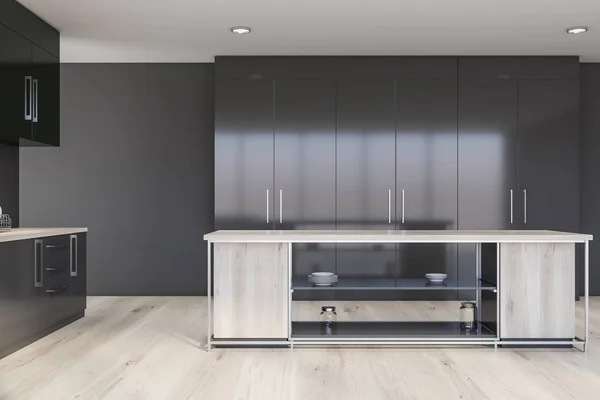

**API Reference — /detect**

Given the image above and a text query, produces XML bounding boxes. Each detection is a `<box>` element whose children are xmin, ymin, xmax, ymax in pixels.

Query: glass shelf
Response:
<box><xmin>292</xmin><ymin>278</ymin><xmax>496</xmax><ymax>291</ymax></box>
<box><xmin>291</xmin><ymin>321</ymin><xmax>496</xmax><ymax>339</ymax></box>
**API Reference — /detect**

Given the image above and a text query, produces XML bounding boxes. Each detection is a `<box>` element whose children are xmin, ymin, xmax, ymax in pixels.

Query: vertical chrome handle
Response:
<box><xmin>388</xmin><ymin>189</ymin><xmax>392</xmax><ymax>224</ymax></box>
<box><xmin>279</xmin><ymin>189</ymin><xmax>283</xmax><ymax>224</ymax></box>
<box><xmin>266</xmin><ymin>189</ymin><xmax>269</xmax><ymax>224</ymax></box>
<box><xmin>70</xmin><ymin>235</ymin><xmax>78</xmax><ymax>277</ymax></box>
<box><xmin>24</xmin><ymin>76</ymin><xmax>32</xmax><ymax>121</ymax></box>
<box><xmin>510</xmin><ymin>189</ymin><xmax>514</xmax><ymax>224</ymax></box>
<box><xmin>34</xmin><ymin>239</ymin><xmax>43</xmax><ymax>287</ymax></box>
<box><xmin>523</xmin><ymin>189</ymin><xmax>527</xmax><ymax>224</ymax></box>
<box><xmin>32</xmin><ymin>79</ymin><xmax>38</xmax><ymax>122</ymax></box>
<box><xmin>401</xmin><ymin>189</ymin><xmax>405</xmax><ymax>224</ymax></box>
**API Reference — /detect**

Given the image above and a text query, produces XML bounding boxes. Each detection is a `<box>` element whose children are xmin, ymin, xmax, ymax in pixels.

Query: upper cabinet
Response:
<box><xmin>0</xmin><ymin>0</ymin><xmax>60</xmax><ymax>146</ymax></box>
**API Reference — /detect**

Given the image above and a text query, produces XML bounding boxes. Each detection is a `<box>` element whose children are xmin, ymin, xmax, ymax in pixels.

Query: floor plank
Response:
<box><xmin>0</xmin><ymin>297</ymin><xmax>598</xmax><ymax>400</ymax></box>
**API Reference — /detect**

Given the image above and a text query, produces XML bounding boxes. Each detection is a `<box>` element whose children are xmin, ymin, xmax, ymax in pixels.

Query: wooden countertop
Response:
<box><xmin>204</xmin><ymin>230</ymin><xmax>592</xmax><ymax>243</ymax></box>
<box><xmin>0</xmin><ymin>228</ymin><xmax>88</xmax><ymax>243</ymax></box>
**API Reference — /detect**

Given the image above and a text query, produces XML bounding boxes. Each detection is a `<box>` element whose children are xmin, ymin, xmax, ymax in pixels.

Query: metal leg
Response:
<box><xmin>496</xmin><ymin>243</ymin><xmax>501</xmax><ymax>341</ymax></box>
<box><xmin>476</xmin><ymin>243</ymin><xmax>482</xmax><ymax>334</ymax></box>
<box><xmin>207</xmin><ymin>241</ymin><xmax>212</xmax><ymax>352</ymax></box>
<box><xmin>585</xmin><ymin>240</ymin><xmax>590</xmax><ymax>353</ymax></box>
<box><xmin>288</xmin><ymin>242</ymin><xmax>293</xmax><ymax>341</ymax></box>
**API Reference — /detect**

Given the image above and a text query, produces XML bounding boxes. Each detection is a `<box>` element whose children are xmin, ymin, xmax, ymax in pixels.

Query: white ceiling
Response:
<box><xmin>17</xmin><ymin>0</ymin><xmax>600</xmax><ymax>62</ymax></box>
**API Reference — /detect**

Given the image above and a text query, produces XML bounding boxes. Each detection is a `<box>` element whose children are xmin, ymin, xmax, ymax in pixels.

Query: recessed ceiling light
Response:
<box><xmin>566</xmin><ymin>26</ymin><xmax>588</xmax><ymax>34</ymax></box>
<box><xmin>231</xmin><ymin>26</ymin><xmax>251</xmax><ymax>35</ymax></box>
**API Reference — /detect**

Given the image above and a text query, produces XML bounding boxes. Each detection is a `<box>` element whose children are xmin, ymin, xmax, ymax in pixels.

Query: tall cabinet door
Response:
<box><xmin>274</xmin><ymin>79</ymin><xmax>336</xmax><ymax>279</ymax></box>
<box><xmin>0</xmin><ymin>23</ymin><xmax>32</xmax><ymax>144</ymax></box>
<box><xmin>396</xmin><ymin>80</ymin><xmax>458</xmax><ymax>292</ymax></box>
<box><xmin>458</xmin><ymin>80</ymin><xmax>519</xmax><ymax>230</ymax></box>
<box><xmin>518</xmin><ymin>80</ymin><xmax>579</xmax><ymax>232</ymax></box>
<box><xmin>215</xmin><ymin>79</ymin><xmax>274</xmax><ymax>230</ymax></box>
<box><xmin>31</xmin><ymin>45</ymin><xmax>59</xmax><ymax>146</ymax></box>
<box><xmin>336</xmin><ymin>79</ymin><xmax>396</xmax><ymax>288</ymax></box>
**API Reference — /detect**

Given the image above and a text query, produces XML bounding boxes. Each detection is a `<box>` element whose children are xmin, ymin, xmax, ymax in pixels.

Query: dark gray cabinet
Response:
<box><xmin>0</xmin><ymin>23</ymin><xmax>32</xmax><ymax>145</ymax></box>
<box><xmin>274</xmin><ymin>79</ymin><xmax>336</xmax><ymax>277</ymax></box>
<box><xmin>336</xmin><ymin>79</ymin><xmax>396</xmax><ymax>283</ymax></box>
<box><xmin>458</xmin><ymin>79</ymin><xmax>519</xmax><ymax>231</ymax></box>
<box><xmin>214</xmin><ymin>79</ymin><xmax>274</xmax><ymax>230</ymax></box>
<box><xmin>518</xmin><ymin>80</ymin><xmax>579</xmax><ymax>231</ymax></box>
<box><xmin>0</xmin><ymin>0</ymin><xmax>60</xmax><ymax>146</ymax></box>
<box><xmin>214</xmin><ymin>56</ymin><xmax>582</xmax><ymax>295</ymax></box>
<box><xmin>0</xmin><ymin>234</ymin><xmax>86</xmax><ymax>359</ymax></box>
<box><xmin>31</xmin><ymin>45</ymin><xmax>60</xmax><ymax>146</ymax></box>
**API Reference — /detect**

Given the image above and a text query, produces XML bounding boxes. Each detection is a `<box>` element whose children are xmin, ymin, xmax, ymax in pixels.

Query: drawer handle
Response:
<box><xmin>46</xmin><ymin>244</ymin><xmax>67</xmax><ymax>249</ymax></box>
<box><xmin>46</xmin><ymin>285</ymin><xmax>67</xmax><ymax>295</ymax></box>
<box><xmin>45</xmin><ymin>267</ymin><xmax>67</xmax><ymax>272</ymax></box>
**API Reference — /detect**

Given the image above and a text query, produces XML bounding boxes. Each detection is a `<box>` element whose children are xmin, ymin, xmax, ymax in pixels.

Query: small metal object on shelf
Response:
<box><xmin>0</xmin><ymin>214</ymin><xmax>12</xmax><ymax>232</ymax></box>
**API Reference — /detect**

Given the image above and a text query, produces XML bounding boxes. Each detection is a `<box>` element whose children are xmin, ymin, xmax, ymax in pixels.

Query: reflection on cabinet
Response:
<box><xmin>214</xmin><ymin>79</ymin><xmax>274</xmax><ymax>230</ymax></box>
<box><xmin>518</xmin><ymin>80</ymin><xmax>579</xmax><ymax>232</ymax></box>
<box><xmin>0</xmin><ymin>234</ymin><xmax>87</xmax><ymax>359</ymax></box>
<box><xmin>274</xmin><ymin>79</ymin><xmax>336</xmax><ymax>278</ymax></box>
<box><xmin>336</xmin><ymin>79</ymin><xmax>396</xmax><ymax>283</ymax></box>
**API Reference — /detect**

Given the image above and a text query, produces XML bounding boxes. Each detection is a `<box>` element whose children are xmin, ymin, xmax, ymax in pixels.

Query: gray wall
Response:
<box><xmin>19</xmin><ymin>63</ymin><xmax>214</xmax><ymax>295</ymax></box>
<box><xmin>0</xmin><ymin>143</ymin><xmax>19</xmax><ymax>227</ymax></box>
<box><xmin>581</xmin><ymin>63</ymin><xmax>600</xmax><ymax>295</ymax></box>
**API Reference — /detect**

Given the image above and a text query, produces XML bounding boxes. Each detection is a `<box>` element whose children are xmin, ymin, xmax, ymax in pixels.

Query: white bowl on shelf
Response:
<box><xmin>425</xmin><ymin>273</ymin><xmax>448</xmax><ymax>284</ymax></box>
<box><xmin>310</xmin><ymin>272</ymin><xmax>335</xmax><ymax>277</ymax></box>
<box><xmin>308</xmin><ymin>273</ymin><xmax>338</xmax><ymax>286</ymax></box>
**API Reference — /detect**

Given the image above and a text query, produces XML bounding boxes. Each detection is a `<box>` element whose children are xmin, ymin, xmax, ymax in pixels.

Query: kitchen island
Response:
<box><xmin>204</xmin><ymin>230</ymin><xmax>592</xmax><ymax>350</ymax></box>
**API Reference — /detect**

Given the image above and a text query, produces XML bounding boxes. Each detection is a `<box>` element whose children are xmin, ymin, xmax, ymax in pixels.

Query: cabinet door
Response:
<box><xmin>215</xmin><ymin>79</ymin><xmax>274</xmax><ymax>230</ymax></box>
<box><xmin>458</xmin><ymin>79</ymin><xmax>519</xmax><ymax>230</ymax></box>
<box><xmin>0</xmin><ymin>23</ymin><xmax>32</xmax><ymax>144</ymax></box>
<box><xmin>0</xmin><ymin>240</ymin><xmax>41</xmax><ymax>358</ymax></box>
<box><xmin>458</xmin><ymin>80</ymin><xmax>519</xmax><ymax>289</ymax></box>
<box><xmin>396</xmin><ymin>80</ymin><xmax>458</xmax><ymax>297</ymax></box>
<box><xmin>518</xmin><ymin>80</ymin><xmax>579</xmax><ymax>231</ymax></box>
<box><xmin>31</xmin><ymin>45</ymin><xmax>59</xmax><ymax>146</ymax></box>
<box><xmin>71</xmin><ymin>233</ymin><xmax>87</xmax><ymax>313</ymax></box>
<box><xmin>213</xmin><ymin>243</ymin><xmax>288</xmax><ymax>339</ymax></box>
<box><xmin>336</xmin><ymin>79</ymin><xmax>396</xmax><ymax>293</ymax></box>
<box><xmin>500</xmin><ymin>243</ymin><xmax>575</xmax><ymax>339</ymax></box>
<box><xmin>274</xmin><ymin>79</ymin><xmax>336</xmax><ymax>281</ymax></box>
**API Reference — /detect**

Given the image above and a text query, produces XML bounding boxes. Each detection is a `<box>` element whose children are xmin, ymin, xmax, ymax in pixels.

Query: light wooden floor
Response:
<box><xmin>1</xmin><ymin>297</ymin><xmax>600</xmax><ymax>400</ymax></box>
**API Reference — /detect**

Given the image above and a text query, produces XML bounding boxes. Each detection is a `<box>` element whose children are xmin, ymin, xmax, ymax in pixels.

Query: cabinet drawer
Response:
<box><xmin>42</xmin><ymin>235</ymin><xmax>70</xmax><ymax>266</ymax></box>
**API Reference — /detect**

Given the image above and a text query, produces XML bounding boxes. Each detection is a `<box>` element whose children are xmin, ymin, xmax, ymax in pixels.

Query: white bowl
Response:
<box><xmin>425</xmin><ymin>273</ymin><xmax>448</xmax><ymax>283</ymax></box>
<box><xmin>310</xmin><ymin>272</ymin><xmax>334</xmax><ymax>277</ymax></box>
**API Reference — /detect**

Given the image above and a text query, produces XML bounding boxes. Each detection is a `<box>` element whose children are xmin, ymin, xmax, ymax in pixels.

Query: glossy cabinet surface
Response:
<box><xmin>458</xmin><ymin>79</ymin><xmax>519</xmax><ymax>230</ymax></box>
<box><xmin>274</xmin><ymin>79</ymin><xmax>336</xmax><ymax>278</ymax></box>
<box><xmin>518</xmin><ymin>80</ymin><xmax>579</xmax><ymax>231</ymax></box>
<box><xmin>215</xmin><ymin>79</ymin><xmax>274</xmax><ymax>230</ymax></box>
<box><xmin>31</xmin><ymin>45</ymin><xmax>59</xmax><ymax>146</ymax></box>
<box><xmin>0</xmin><ymin>23</ymin><xmax>32</xmax><ymax>145</ymax></box>
<box><xmin>0</xmin><ymin>234</ymin><xmax>86</xmax><ymax>359</ymax></box>
<box><xmin>336</xmin><ymin>79</ymin><xmax>396</xmax><ymax>284</ymax></box>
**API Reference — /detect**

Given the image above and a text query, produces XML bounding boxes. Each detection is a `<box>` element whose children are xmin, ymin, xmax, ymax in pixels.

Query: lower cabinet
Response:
<box><xmin>0</xmin><ymin>233</ymin><xmax>87</xmax><ymax>359</ymax></box>
<box><xmin>213</xmin><ymin>243</ymin><xmax>289</xmax><ymax>339</ymax></box>
<box><xmin>500</xmin><ymin>243</ymin><xmax>575</xmax><ymax>339</ymax></box>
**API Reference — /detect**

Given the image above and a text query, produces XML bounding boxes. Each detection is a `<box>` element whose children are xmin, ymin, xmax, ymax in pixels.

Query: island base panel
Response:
<box><xmin>213</xmin><ymin>242</ymin><xmax>289</xmax><ymax>339</ymax></box>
